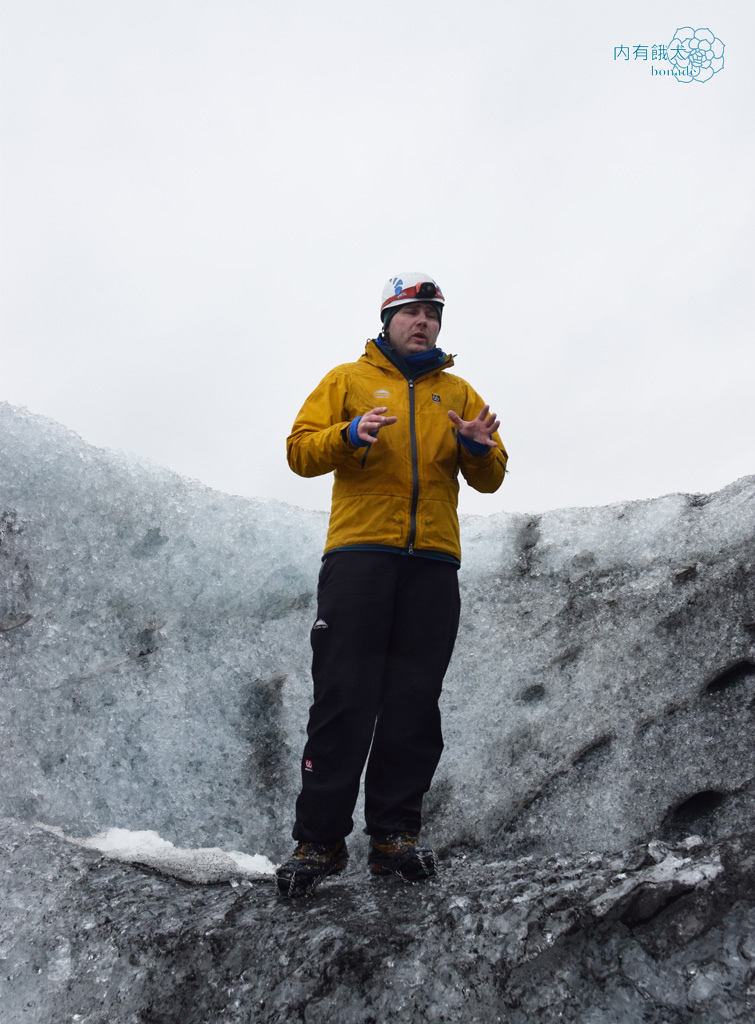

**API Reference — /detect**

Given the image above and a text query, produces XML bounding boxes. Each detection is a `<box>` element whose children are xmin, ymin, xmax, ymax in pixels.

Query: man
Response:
<box><xmin>277</xmin><ymin>272</ymin><xmax>507</xmax><ymax>897</ymax></box>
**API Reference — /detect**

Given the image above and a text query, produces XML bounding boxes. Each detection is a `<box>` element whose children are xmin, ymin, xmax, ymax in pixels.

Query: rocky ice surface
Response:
<box><xmin>4</xmin><ymin>817</ymin><xmax>755</xmax><ymax>1024</ymax></box>
<box><xmin>1</xmin><ymin>400</ymin><xmax>755</xmax><ymax>1022</ymax></box>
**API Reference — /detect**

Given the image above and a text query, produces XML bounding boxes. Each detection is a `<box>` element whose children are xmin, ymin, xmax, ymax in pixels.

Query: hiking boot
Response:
<box><xmin>368</xmin><ymin>832</ymin><xmax>437</xmax><ymax>881</ymax></box>
<box><xmin>276</xmin><ymin>839</ymin><xmax>349</xmax><ymax>898</ymax></box>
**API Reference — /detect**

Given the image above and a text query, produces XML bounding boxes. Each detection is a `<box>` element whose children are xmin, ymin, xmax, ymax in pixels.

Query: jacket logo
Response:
<box><xmin>305</xmin><ymin>759</ymin><xmax>314</xmax><ymax>772</ymax></box>
<box><xmin>374</xmin><ymin>389</ymin><xmax>391</xmax><ymax>398</ymax></box>
<box><xmin>432</xmin><ymin>394</ymin><xmax>441</xmax><ymax>403</ymax></box>
<box><xmin>313</xmin><ymin>619</ymin><xmax>329</xmax><ymax>630</ymax></box>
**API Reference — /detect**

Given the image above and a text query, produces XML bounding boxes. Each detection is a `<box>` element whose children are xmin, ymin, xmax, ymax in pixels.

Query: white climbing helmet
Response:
<box><xmin>380</xmin><ymin>273</ymin><xmax>445</xmax><ymax>323</ymax></box>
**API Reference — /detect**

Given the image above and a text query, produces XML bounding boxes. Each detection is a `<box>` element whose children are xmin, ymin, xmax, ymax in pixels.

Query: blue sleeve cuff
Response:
<box><xmin>349</xmin><ymin>416</ymin><xmax>369</xmax><ymax>448</ymax></box>
<box><xmin>458</xmin><ymin>432</ymin><xmax>491</xmax><ymax>457</ymax></box>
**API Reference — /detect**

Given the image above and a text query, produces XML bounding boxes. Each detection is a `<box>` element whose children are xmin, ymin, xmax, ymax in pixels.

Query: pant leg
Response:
<box><xmin>363</xmin><ymin>558</ymin><xmax>460</xmax><ymax>836</ymax></box>
<box><xmin>293</xmin><ymin>552</ymin><xmax>401</xmax><ymax>842</ymax></box>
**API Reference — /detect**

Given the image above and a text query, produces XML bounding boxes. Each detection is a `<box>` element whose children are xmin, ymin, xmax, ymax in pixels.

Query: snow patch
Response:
<box><xmin>40</xmin><ymin>824</ymin><xmax>276</xmax><ymax>883</ymax></box>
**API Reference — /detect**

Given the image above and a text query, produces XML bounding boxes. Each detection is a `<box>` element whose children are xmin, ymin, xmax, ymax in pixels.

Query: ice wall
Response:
<box><xmin>1</xmin><ymin>401</ymin><xmax>754</xmax><ymax>863</ymax></box>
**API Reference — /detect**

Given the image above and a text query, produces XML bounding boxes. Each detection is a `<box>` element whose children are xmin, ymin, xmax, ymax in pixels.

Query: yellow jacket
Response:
<box><xmin>287</xmin><ymin>340</ymin><xmax>507</xmax><ymax>564</ymax></box>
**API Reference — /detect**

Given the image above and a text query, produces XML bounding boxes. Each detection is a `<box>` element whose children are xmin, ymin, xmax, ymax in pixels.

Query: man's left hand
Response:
<box><xmin>448</xmin><ymin>405</ymin><xmax>500</xmax><ymax>448</ymax></box>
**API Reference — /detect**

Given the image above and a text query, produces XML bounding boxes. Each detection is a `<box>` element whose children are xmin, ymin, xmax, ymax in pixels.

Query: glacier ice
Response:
<box><xmin>2</xmin><ymin>399</ymin><xmax>755</xmax><ymax>1023</ymax></box>
<box><xmin>2</xmin><ymin>400</ymin><xmax>753</xmax><ymax>864</ymax></box>
<box><xmin>3</xmin><ymin>817</ymin><xmax>754</xmax><ymax>1024</ymax></box>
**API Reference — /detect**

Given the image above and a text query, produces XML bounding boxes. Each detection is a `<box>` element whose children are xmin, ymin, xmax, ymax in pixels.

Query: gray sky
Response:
<box><xmin>2</xmin><ymin>0</ymin><xmax>753</xmax><ymax>516</ymax></box>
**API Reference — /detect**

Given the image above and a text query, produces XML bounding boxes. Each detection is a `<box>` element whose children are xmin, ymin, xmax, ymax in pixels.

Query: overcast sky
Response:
<box><xmin>2</xmin><ymin>0</ymin><xmax>753</xmax><ymax>517</ymax></box>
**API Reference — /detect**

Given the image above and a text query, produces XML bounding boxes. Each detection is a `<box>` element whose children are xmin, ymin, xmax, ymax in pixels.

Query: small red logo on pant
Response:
<box><xmin>305</xmin><ymin>759</ymin><xmax>314</xmax><ymax>772</ymax></box>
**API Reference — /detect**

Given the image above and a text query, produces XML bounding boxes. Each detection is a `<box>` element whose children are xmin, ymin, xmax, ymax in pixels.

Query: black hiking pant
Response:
<box><xmin>293</xmin><ymin>551</ymin><xmax>461</xmax><ymax>842</ymax></box>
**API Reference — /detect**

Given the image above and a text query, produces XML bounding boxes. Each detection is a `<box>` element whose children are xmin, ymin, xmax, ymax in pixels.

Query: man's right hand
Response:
<box><xmin>357</xmin><ymin>407</ymin><xmax>398</xmax><ymax>444</ymax></box>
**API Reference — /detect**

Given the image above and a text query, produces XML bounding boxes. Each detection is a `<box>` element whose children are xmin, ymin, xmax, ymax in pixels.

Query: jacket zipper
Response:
<box><xmin>373</xmin><ymin>343</ymin><xmax>452</xmax><ymax>556</ymax></box>
<box><xmin>408</xmin><ymin>379</ymin><xmax>418</xmax><ymax>554</ymax></box>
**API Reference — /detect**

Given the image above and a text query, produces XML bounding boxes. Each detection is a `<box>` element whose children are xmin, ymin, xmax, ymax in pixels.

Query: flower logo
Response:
<box><xmin>668</xmin><ymin>27</ymin><xmax>725</xmax><ymax>83</ymax></box>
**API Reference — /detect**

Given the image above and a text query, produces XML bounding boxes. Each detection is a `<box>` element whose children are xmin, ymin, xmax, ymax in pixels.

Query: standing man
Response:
<box><xmin>277</xmin><ymin>272</ymin><xmax>507</xmax><ymax>897</ymax></box>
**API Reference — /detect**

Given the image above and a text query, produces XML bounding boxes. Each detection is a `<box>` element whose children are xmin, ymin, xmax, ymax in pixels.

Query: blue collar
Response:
<box><xmin>375</xmin><ymin>337</ymin><xmax>447</xmax><ymax>374</ymax></box>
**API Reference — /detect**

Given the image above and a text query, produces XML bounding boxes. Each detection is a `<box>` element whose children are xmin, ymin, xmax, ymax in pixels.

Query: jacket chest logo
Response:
<box><xmin>432</xmin><ymin>394</ymin><xmax>441</xmax><ymax>403</ymax></box>
<box><xmin>374</xmin><ymin>389</ymin><xmax>391</xmax><ymax>399</ymax></box>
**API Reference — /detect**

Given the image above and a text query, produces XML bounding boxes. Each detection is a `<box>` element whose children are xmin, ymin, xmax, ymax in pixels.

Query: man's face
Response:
<box><xmin>387</xmin><ymin>302</ymin><xmax>441</xmax><ymax>357</ymax></box>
